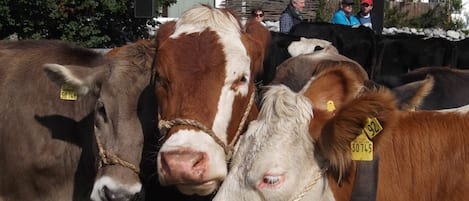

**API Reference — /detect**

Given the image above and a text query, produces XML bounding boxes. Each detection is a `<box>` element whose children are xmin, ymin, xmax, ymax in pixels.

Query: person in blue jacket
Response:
<box><xmin>331</xmin><ymin>0</ymin><xmax>360</xmax><ymax>26</ymax></box>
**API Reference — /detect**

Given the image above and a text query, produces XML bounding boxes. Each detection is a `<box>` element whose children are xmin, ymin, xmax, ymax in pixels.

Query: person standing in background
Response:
<box><xmin>251</xmin><ymin>8</ymin><xmax>267</xmax><ymax>27</ymax></box>
<box><xmin>279</xmin><ymin>0</ymin><xmax>305</xmax><ymax>33</ymax></box>
<box><xmin>356</xmin><ymin>0</ymin><xmax>374</xmax><ymax>30</ymax></box>
<box><xmin>331</xmin><ymin>0</ymin><xmax>360</xmax><ymax>26</ymax></box>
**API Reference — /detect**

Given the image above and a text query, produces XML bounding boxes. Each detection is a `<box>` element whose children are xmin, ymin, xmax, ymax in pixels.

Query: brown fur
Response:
<box><xmin>0</xmin><ymin>39</ymin><xmax>155</xmax><ymax>200</ymax></box>
<box><xmin>271</xmin><ymin>51</ymin><xmax>368</xmax><ymax>93</ymax></box>
<box><xmin>153</xmin><ymin>5</ymin><xmax>270</xmax><ymax>195</ymax></box>
<box><xmin>155</xmin><ymin>5</ymin><xmax>269</xmax><ymax>145</ymax></box>
<box><xmin>316</xmin><ymin>86</ymin><xmax>469</xmax><ymax>201</ymax></box>
<box><xmin>106</xmin><ymin>39</ymin><xmax>153</xmax><ymax>58</ymax></box>
<box><xmin>292</xmin><ymin>62</ymin><xmax>468</xmax><ymax>200</ymax></box>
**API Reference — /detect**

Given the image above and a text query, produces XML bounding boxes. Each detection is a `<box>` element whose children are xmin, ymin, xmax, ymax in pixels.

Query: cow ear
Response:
<box><xmin>391</xmin><ymin>75</ymin><xmax>434</xmax><ymax>111</ymax></box>
<box><xmin>243</xmin><ymin>20</ymin><xmax>271</xmax><ymax>78</ymax></box>
<box><xmin>316</xmin><ymin>87</ymin><xmax>397</xmax><ymax>184</ymax></box>
<box><xmin>43</xmin><ymin>63</ymin><xmax>109</xmax><ymax>98</ymax></box>
<box><xmin>301</xmin><ymin>65</ymin><xmax>366</xmax><ymax>113</ymax></box>
<box><xmin>156</xmin><ymin>21</ymin><xmax>176</xmax><ymax>44</ymax></box>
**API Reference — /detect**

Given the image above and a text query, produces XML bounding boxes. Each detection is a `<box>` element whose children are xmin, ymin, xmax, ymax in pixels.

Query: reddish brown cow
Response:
<box><xmin>0</xmin><ymin>40</ymin><xmax>156</xmax><ymax>201</ymax></box>
<box><xmin>214</xmin><ymin>64</ymin><xmax>469</xmax><ymax>201</ymax></box>
<box><xmin>153</xmin><ymin>4</ymin><xmax>270</xmax><ymax>196</ymax></box>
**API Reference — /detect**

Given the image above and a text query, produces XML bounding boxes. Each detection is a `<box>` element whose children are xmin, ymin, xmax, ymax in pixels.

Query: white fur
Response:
<box><xmin>214</xmin><ymin>85</ymin><xmax>335</xmax><ymax>201</ymax></box>
<box><xmin>90</xmin><ymin>176</ymin><xmax>141</xmax><ymax>201</ymax></box>
<box><xmin>288</xmin><ymin>37</ymin><xmax>333</xmax><ymax>57</ymax></box>
<box><xmin>157</xmin><ymin>5</ymin><xmax>252</xmax><ymax>195</ymax></box>
<box><xmin>437</xmin><ymin>104</ymin><xmax>469</xmax><ymax>114</ymax></box>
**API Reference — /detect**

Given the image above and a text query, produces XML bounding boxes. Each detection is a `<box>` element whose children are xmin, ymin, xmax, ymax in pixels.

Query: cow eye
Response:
<box><xmin>262</xmin><ymin>175</ymin><xmax>280</xmax><ymax>185</ymax></box>
<box><xmin>97</xmin><ymin>99</ymin><xmax>107</xmax><ymax>118</ymax></box>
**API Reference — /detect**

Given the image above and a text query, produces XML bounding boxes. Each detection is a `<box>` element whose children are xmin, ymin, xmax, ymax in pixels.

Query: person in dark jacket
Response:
<box><xmin>279</xmin><ymin>0</ymin><xmax>305</xmax><ymax>33</ymax></box>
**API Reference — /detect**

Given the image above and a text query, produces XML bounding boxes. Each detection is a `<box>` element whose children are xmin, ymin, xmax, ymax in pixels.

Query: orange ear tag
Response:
<box><xmin>60</xmin><ymin>84</ymin><xmax>78</xmax><ymax>101</ymax></box>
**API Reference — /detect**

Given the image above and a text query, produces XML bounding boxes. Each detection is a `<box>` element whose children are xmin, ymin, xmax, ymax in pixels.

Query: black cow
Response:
<box><xmin>259</xmin><ymin>31</ymin><xmax>331</xmax><ymax>86</ymax></box>
<box><xmin>259</xmin><ymin>31</ymin><xmax>301</xmax><ymax>86</ymax></box>
<box><xmin>289</xmin><ymin>22</ymin><xmax>377</xmax><ymax>79</ymax></box>
<box><xmin>376</xmin><ymin>66</ymin><xmax>469</xmax><ymax>110</ymax></box>
<box><xmin>373</xmin><ymin>37</ymin><xmax>456</xmax><ymax>80</ymax></box>
<box><xmin>454</xmin><ymin>38</ymin><xmax>469</xmax><ymax>69</ymax></box>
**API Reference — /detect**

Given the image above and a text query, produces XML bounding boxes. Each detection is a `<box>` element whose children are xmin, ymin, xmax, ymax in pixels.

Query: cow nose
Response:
<box><xmin>102</xmin><ymin>186</ymin><xmax>141</xmax><ymax>201</ymax></box>
<box><xmin>160</xmin><ymin>150</ymin><xmax>208</xmax><ymax>182</ymax></box>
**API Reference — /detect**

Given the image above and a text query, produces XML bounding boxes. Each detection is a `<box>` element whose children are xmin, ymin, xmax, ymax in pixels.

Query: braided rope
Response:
<box><xmin>158</xmin><ymin>118</ymin><xmax>229</xmax><ymax>155</ymax></box>
<box><xmin>158</xmin><ymin>91</ymin><xmax>255</xmax><ymax>161</ymax></box>
<box><xmin>226</xmin><ymin>91</ymin><xmax>255</xmax><ymax>160</ymax></box>
<box><xmin>291</xmin><ymin>170</ymin><xmax>324</xmax><ymax>201</ymax></box>
<box><xmin>95</xmin><ymin>133</ymin><xmax>140</xmax><ymax>174</ymax></box>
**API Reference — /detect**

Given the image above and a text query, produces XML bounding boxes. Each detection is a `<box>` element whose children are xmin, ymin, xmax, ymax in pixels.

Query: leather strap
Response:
<box><xmin>350</xmin><ymin>156</ymin><xmax>379</xmax><ymax>201</ymax></box>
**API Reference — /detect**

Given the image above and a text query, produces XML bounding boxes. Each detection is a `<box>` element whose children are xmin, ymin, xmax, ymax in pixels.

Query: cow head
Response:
<box><xmin>213</xmin><ymin>84</ymin><xmax>329</xmax><ymax>201</ymax></box>
<box><xmin>213</xmin><ymin>65</ymin><xmax>368</xmax><ymax>201</ymax></box>
<box><xmin>154</xmin><ymin>5</ymin><xmax>270</xmax><ymax>195</ymax></box>
<box><xmin>43</xmin><ymin>41</ymin><xmax>156</xmax><ymax>201</ymax></box>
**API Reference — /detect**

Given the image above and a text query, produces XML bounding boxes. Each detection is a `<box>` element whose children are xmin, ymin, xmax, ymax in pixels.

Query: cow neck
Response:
<box><xmin>350</xmin><ymin>157</ymin><xmax>380</xmax><ymax>201</ymax></box>
<box><xmin>95</xmin><ymin>133</ymin><xmax>140</xmax><ymax>174</ymax></box>
<box><xmin>158</xmin><ymin>91</ymin><xmax>255</xmax><ymax>162</ymax></box>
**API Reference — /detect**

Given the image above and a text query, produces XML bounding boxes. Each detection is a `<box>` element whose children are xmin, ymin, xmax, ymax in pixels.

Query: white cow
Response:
<box><xmin>213</xmin><ymin>84</ymin><xmax>334</xmax><ymax>201</ymax></box>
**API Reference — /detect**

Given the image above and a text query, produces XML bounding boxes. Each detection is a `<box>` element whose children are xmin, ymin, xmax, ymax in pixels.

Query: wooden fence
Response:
<box><xmin>221</xmin><ymin>0</ymin><xmax>444</xmax><ymax>22</ymax></box>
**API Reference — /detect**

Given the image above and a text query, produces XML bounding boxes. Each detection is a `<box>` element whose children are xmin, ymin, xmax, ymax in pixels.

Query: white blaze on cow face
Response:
<box><xmin>213</xmin><ymin>85</ymin><xmax>335</xmax><ymax>201</ymax></box>
<box><xmin>156</xmin><ymin>5</ymin><xmax>253</xmax><ymax>196</ymax></box>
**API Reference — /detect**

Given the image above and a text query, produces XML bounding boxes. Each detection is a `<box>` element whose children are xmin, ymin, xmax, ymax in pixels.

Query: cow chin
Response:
<box><xmin>176</xmin><ymin>180</ymin><xmax>220</xmax><ymax>196</ymax></box>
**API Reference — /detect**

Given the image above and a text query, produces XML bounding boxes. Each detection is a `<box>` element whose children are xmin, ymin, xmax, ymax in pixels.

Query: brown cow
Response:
<box><xmin>213</xmin><ymin>65</ymin><xmax>469</xmax><ymax>201</ymax></box>
<box><xmin>153</xmin><ymin>4</ymin><xmax>270</xmax><ymax>196</ymax></box>
<box><xmin>268</xmin><ymin>49</ymin><xmax>433</xmax><ymax>111</ymax></box>
<box><xmin>0</xmin><ymin>39</ymin><xmax>156</xmax><ymax>201</ymax></box>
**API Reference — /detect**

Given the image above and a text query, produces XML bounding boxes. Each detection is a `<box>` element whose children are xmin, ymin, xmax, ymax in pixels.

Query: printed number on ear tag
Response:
<box><xmin>351</xmin><ymin>132</ymin><xmax>373</xmax><ymax>161</ymax></box>
<box><xmin>363</xmin><ymin>117</ymin><xmax>382</xmax><ymax>139</ymax></box>
<box><xmin>60</xmin><ymin>84</ymin><xmax>78</xmax><ymax>101</ymax></box>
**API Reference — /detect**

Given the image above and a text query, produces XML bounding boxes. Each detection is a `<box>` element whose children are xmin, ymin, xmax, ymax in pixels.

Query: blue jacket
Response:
<box><xmin>331</xmin><ymin>10</ymin><xmax>360</xmax><ymax>26</ymax></box>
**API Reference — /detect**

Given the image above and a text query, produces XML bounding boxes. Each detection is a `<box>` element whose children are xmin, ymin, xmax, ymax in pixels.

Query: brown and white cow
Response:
<box><xmin>213</xmin><ymin>66</ymin><xmax>469</xmax><ymax>201</ymax></box>
<box><xmin>152</xmin><ymin>4</ymin><xmax>270</xmax><ymax>196</ymax></box>
<box><xmin>0</xmin><ymin>39</ymin><xmax>156</xmax><ymax>201</ymax></box>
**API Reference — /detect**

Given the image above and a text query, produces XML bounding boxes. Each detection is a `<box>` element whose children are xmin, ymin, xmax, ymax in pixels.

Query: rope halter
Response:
<box><xmin>95</xmin><ymin>132</ymin><xmax>140</xmax><ymax>174</ymax></box>
<box><xmin>158</xmin><ymin>91</ymin><xmax>255</xmax><ymax>162</ymax></box>
<box><xmin>291</xmin><ymin>169</ymin><xmax>326</xmax><ymax>201</ymax></box>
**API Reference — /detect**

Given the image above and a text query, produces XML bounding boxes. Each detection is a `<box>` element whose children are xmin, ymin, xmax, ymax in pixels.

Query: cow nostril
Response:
<box><xmin>102</xmin><ymin>186</ymin><xmax>139</xmax><ymax>201</ymax></box>
<box><xmin>160</xmin><ymin>150</ymin><xmax>208</xmax><ymax>181</ymax></box>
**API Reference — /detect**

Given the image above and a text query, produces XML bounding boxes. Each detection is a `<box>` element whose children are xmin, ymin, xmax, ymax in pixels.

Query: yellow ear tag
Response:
<box><xmin>351</xmin><ymin>132</ymin><xmax>373</xmax><ymax>161</ymax></box>
<box><xmin>326</xmin><ymin>100</ymin><xmax>336</xmax><ymax>112</ymax></box>
<box><xmin>363</xmin><ymin>117</ymin><xmax>383</xmax><ymax>139</ymax></box>
<box><xmin>60</xmin><ymin>84</ymin><xmax>78</xmax><ymax>101</ymax></box>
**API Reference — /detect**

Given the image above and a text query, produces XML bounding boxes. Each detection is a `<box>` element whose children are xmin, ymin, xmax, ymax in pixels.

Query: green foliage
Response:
<box><xmin>408</xmin><ymin>5</ymin><xmax>447</xmax><ymax>28</ymax></box>
<box><xmin>383</xmin><ymin>1</ymin><xmax>464</xmax><ymax>30</ymax></box>
<box><xmin>0</xmin><ymin>0</ymin><xmax>177</xmax><ymax>47</ymax></box>
<box><xmin>315</xmin><ymin>0</ymin><xmax>331</xmax><ymax>22</ymax></box>
<box><xmin>383</xmin><ymin>4</ymin><xmax>410</xmax><ymax>27</ymax></box>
